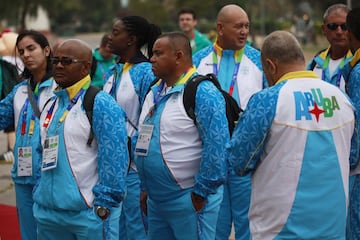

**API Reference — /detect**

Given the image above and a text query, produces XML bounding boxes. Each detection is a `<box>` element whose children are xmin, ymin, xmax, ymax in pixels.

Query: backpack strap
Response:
<box><xmin>90</xmin><ymin>55</ymin><xmax>98</xmax><ymax>78</ymax></box>
<box><xmin>183</xmin><ymin>74</ymin><xmax>209</xmax><ymax>124</ymax></box>
<box><xmin>83</xmin><ymin>85</ymin><xmax>100</xmax><ymax>146</ymax></box>
<box><xmin>183</xmin><ymin>73</ymin><xmax>242</xmax><ymax>135</ymax></box>
<box><xmin>204</xmin><ymin>73</ymin><xmax>242</xmax><ymax>134</ymax></box>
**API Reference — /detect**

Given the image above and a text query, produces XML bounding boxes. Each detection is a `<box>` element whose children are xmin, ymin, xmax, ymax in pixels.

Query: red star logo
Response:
<box><xmin>309</xmin><ymin>102</ymin><xmax>325</xmax><ymax>122</ymax></box>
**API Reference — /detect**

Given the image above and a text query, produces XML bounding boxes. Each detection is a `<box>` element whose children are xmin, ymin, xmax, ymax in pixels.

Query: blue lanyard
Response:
<box><xmin>109</xmin><ymin>69</ymin><xmax>118</xmax><ymax>100</ymax></box>
<box><xmin>212</xmin><ymin>48</ymin><xmax>243</xmax><ymax>96</ymax></box>
<box><xmin>43</xmin><ymin>88</ymin><xmax>85</xmax><ymax>129</ymax></box>
<box><xmin>153</xmin><ymin>80</ymin><xmax>166</xmax><ymax>105</ymax></box>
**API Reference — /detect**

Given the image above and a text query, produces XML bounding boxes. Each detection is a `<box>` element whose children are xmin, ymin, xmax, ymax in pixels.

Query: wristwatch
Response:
<box><xmin>95</xmin><ymin>206</ymin><xmax>110</xmax><ymax>220</ymax></box>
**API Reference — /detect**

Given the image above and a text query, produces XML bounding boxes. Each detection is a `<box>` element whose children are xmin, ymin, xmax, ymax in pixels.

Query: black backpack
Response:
<box><xmin>183</xmin><ymin>73</ymin><xmax>242</xmax><ymax>136</ymax></box>
<box><xmin>148</xmin><ymin>74</ymin><xmax>242</xmax><ymax>135</ymax></box>
<box><xmin>82</xmin><ymin>85</ymin><xmax>100</xmax><ymax>146</ymax></box>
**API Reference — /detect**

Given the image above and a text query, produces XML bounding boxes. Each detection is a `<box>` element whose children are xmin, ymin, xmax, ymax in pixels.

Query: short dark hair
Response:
<box><xmin>178</xmin><ymin>8</ymin><xmax>197</xmax><ymax>20</ymax></box>
<box><xmin>100</xmin><ymin>33</ymin><xmax>110</xmax><ymax>48</ymax></box>
<box><xmin>158</xmin><ymin>32</ymin><xmax>192</xmax><ymax>60</ymax></box>
<box><xmin>347</xmin><ymin>7</ymin><xmax>360</xmax><ymax>41</ymax></box>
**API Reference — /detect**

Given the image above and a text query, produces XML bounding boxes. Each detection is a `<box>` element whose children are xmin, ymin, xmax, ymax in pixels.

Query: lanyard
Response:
<box><xmin>212</xmin><ymin>47</ymin><xmax>243</xmax><ymax>96</ymax></box>
<box><xmin>21</xmin><ymin>84</ymin><xmax>40</xmax><ymax>135</ymax></box>
<box><xmin>43</xmin><ymin>88</ymin><xmax>86</xmax><ymax>129</ymax></box>
<box><xmin>321</xmin><ymin>55</ymin><xmax>345</xmax><ymax>87</ymax></box>
<box><xmin>109</xmin><ymin>68</ymin><xmax>118</xmax><ymax>99</ymax></box>
<box><xmin>150</xmin><ymin>67</ymin><xmax>197</xmax><ymax>116</ymax></box>
<box><xmin>98</xmin><ymin>62</ymin><xmax>107</xmax><ymax>79</ymax></box>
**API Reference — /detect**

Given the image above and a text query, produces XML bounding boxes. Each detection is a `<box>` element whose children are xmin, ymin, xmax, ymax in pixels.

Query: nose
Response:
<box><xmin>150</xmin><ymin>55</ymin><xmax>155</xmax><ymax>63</ymax></box>
<box><xmin>23</xmin><ymin>49</ymin><xmax>30</xmax><ymax>58</ymax></box>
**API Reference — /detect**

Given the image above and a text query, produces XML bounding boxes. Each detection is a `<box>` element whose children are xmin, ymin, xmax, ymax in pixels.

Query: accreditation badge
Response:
<box><xmin>42</xmin><ymin>135</ymin><xmax>59</xmax><ymax>171</ymax></box>
<box><xmin>134</xmin><ymin>124</ymin><xmax>154</xmax><ymax>156</ymax></box>
<box><xmin>17</xmin><ymin>146</ymin><xmax>32</xmax><ymax>176</ymax></box>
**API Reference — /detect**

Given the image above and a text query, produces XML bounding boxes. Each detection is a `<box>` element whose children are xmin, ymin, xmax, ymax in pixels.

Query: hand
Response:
<box><xmin>191</xmin><ymin>192</ymin><xmax>205</xmax><ymax>212</ymax></box>
<box><xmin>140</xmin><ymin>191</ymin><xmax>148</xmax><ymax>216</ymax></box>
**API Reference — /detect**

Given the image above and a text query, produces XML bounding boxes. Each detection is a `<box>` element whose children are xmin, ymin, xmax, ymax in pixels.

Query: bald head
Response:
<box><xmin>53</xmin><ymin>39</ymin><xmax>93</xmax><ymax>88</ymax></box>
<box><xmin>56</xmin><ymin>39</ymin><xmax>92</xmax><ymax>62</ymax></box>
<box><xmin>216</xmin><ymin>4</ymin><xmax>249</xmax><ymax>50</ymax></box>
<box><xmin>217</xmin><ymin>4</ymin><xmax>248</xmax><ymax>23</ymax></box>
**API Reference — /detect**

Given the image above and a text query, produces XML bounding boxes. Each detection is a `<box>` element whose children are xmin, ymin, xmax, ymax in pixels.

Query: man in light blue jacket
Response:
<box><xmin>135</xmin><ymin>32</ymin><xmax>229</xmax><ymax>240</ymax></box>
<box><xmin>33</xmin><ymin>39</ymin><xmax>129</xmax><ymax>240</ymax></box>
<box><xmin>229</xmin><ymin>30</ymin><xmax>358</xmax><ymax>240</ymax></box>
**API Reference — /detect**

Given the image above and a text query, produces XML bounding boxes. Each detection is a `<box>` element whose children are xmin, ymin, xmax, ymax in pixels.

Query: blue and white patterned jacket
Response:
<box><xmin>135</xmin><ymin>67</ymin><xmax>229</xmax><ymax>200</ymax></box>
<box><xmin>0</xmin><ymin>76</ymin><xmax>55</xmax><ymax>184</ymax></box>
<box><xmin>229</xmin><ymin>71</ymin><xmax>358</xmax><ymax>240</ymax></box>
<box><xmin>33</xmin><ymin>76</ymin><xmax>129</xmax><ymax>210</ymax></box>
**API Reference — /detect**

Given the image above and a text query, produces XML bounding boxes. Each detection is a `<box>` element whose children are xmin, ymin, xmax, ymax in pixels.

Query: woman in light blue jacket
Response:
<box><xmin>0</xmin><ymin>30</ymin><xmax>55</xmax><ymax>240</ymax></box>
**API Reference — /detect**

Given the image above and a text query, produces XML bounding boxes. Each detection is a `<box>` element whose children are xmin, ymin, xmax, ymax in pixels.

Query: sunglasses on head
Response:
<box><xmin>50</xmin><ymin>57</ymin><xmax>88</xmax><ymax>66</ymax></box>
<box><xmin>326</xmin><ymin>23</ymin><xmax>347</xmax><ymax>31</ymax></box>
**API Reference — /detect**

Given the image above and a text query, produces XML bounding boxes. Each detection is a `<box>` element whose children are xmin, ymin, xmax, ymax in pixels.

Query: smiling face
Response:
<box><xmin>17</xmin><ymin>36</ymin><xmax>50</xmax><ymax>74</ymax></box>
<box><xmin>217</xmin><ymin>7</ymin><xmax>250</xmax><ymax>50</ymax></box>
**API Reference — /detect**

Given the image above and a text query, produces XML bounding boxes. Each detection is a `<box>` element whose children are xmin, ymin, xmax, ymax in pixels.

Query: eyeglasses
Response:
<box><xmin>326</xmin><ymin>23</ymin><xmax>347</xmax><ymax>31</ymax></box>
<box><xmin>50</xmin><ymin>57</ymin><xmax>88</xmax><ymax>66</ymax></box>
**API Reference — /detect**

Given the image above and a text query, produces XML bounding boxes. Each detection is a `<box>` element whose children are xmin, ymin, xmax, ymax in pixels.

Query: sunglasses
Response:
<box><xmin>326</xmin><ymin>23</ymin><xmax>347</xmax><ymax>31</ymax></box>
<box><xmin>50</xmin><ymin>57</ymin><xmax>88</xmax><ymax>66</ymax></box>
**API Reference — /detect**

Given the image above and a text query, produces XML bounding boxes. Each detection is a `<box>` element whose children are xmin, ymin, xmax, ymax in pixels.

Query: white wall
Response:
<box><xmin>25</xmin><ymin>6</ymin><xmax>50</xmax><ymax>32</ymax></box>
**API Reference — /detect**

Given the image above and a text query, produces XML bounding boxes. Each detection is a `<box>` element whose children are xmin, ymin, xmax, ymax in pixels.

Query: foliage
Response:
<box><xmin>1</xmin><ymin>0</ymin><xmax>359</xmax><ymax>36</ymax></box>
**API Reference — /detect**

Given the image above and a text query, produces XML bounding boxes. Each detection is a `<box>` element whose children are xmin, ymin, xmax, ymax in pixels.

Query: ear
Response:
<box><xmin>128</xmin><ymin>35</ymin><xmax>136</xmax><ymax>46</ymax></box>
<box><xmin>44</xmin><ymin>46</ymin><xmax>51</xmax><ymax>57</ymax></box>
<box><xmin>175</xmin><ymin>50</ymin><xmax>184</xmax><ymax>64</ymax></box>
<box><xmin>216</xmin><ymin>22</ymin><xmax>223</xmax><ymax>36</ymax></box>
<box><xmin>82</xmin><ymin>61</ymin><xmax>92</xmax><ymax>75</ymax></box>
<box><xmin>265</xmin><ymin>58</ymin><xmax>277</xmax><ymax>75</ymax></box>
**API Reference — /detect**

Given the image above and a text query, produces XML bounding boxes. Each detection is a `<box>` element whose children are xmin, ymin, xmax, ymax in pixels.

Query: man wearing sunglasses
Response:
<box><xmin>307</xmin><ymin>4</ymin><xmax>352</xmax><ymax>91</ymax></box>
<box><xmin>32</xmin><ymin>39</ymin><xmax>129</xmax><ymax>240</ymax></box>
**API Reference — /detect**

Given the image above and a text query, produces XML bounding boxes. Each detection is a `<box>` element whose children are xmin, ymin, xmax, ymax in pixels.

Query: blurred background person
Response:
<box><xmin>90</xmin><ymin>33</ymin><xmax>117</xmax><ymax>88</ymax></box>
<box><xmin>178</xmin><ymin>8</ymin><xmax>212</xmax><ymax>55</ymax></box>
<box><xmin>0</xmin><ymin>31</ymin><xmax>23</xmax><ymax>162</ymax></box>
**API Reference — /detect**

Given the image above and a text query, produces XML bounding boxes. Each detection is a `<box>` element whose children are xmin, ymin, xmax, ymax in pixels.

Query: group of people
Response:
<box><xmin>1</xmin><ymin>2</ymin><xmax>360</xmax><ymax>240</ymax></box>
